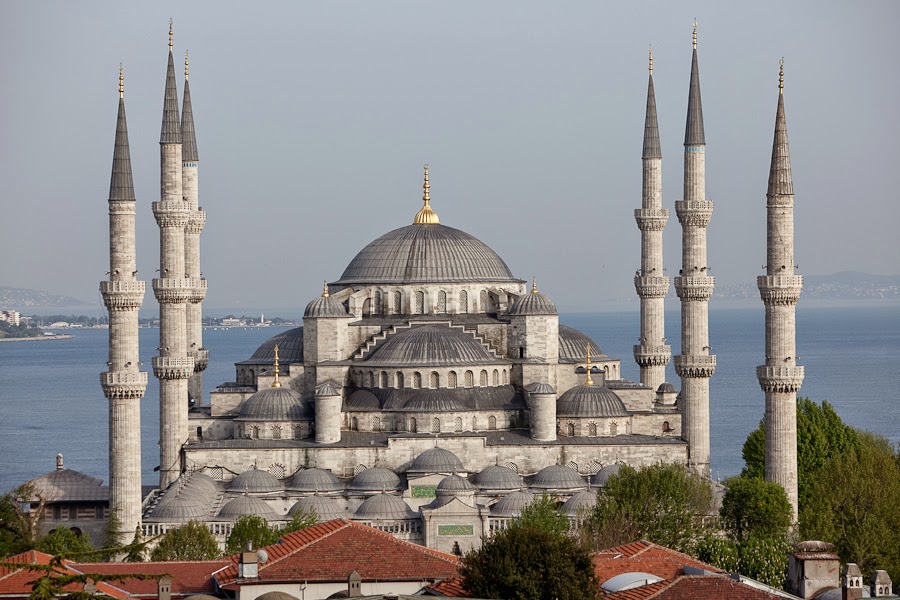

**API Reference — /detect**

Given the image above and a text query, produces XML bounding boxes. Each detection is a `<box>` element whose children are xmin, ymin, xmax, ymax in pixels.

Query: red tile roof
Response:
<box><xmin>593</xmin><ymin>540</ymin><xmax>722</xmax><ymax>584</ymax></box>
<box><xmin>0</xmin><ymin>550</ymin><xmax>129</xmax><ymax>599</ymax></box>
<box><xmin>68</xmin><ymin>560</ymin><xmax>229</xmax><ymax>598</ymax></box>
<box><xmin>603</xmin><ymin>574</ymin><xmax>788</xmax><ymax>599</ymax></box>
<box><xmin>216</xmin><ymin>519</ymin><xmax>459</xmax><ymax>587</ymax></box>
<box><xmin>424</xmin><ymin>575</ymin><xmax>468</xmax><ymax>597</ymax></box>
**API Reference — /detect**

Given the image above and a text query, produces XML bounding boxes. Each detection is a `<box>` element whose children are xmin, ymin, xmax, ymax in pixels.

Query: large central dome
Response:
<box><xmin>334</xmin><ymin>223</ymin><xmax>520</xmax><ymax>285</ymax></box>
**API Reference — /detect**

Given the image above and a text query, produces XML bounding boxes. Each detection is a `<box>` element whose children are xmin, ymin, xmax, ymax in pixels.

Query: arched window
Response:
<box><xmin>374</xmin><ymin>291</ymin><xmax>383</xmax><ymax>315</ymax></box>
<box><xmin>488</xmin><ymin>415</ymin><xmax>497</xmax><ymax>430</ymax></box>
<box><xmin>437</xmin><ymin>291</ymin><xmax>447</xmax><ymax>313</ymax></box>
<box><xmin>380</xmin><ymin>371</ymin><xmax>388</xmax><ymax>388</ymax></box>
<box><xmin>588</xmin><ymin>422</ymin><xmax>597</xmax><ymax>437</ymax></box>
<box><xmin>395</xmin><ymin>417</ymin><xmax>403</xmax><ymax>432</ymax></box>
<box><xmin>472</xmin><ymin>416</ymin><xmax>478</xmax><ymax>430</ymax></box>
<box><xmin>368</xmin><ymin>371</ymin><xmax>375</xmax><ymax>388</ymax></box>
<box><xmin>272</xmin><ymin>425</ymin><xmax>282</xmax><ymax>439</ymax></box>
<box><xmin>372</xmin><ymin>416</ymin><xmax>380</xmax><ymax>431</ymax></box>
<box><xmin>567</xmin><ymin>422</ymin><xmax>575</xmax><ymax>436</ymax></box>
<box><xmin>459</xmin><ymin>290</ymin><xmax>468</xmax><ymax>314</ymax></box>
<box><xmin>431</xmin><ymin>418</ymin><xmax>441</xmax><ymax>433</ymax></box>
<box><xmin>393</xmin><ymin>290</ymin><xmax>402</xmax><ymax>314</ymax></box>
<box><xmin>464</xmin><ymin>370</ymin><xmax>474</xmax><ymax>388</ymax></box>
<box><xmin>502</xmin><ymin>369</ymin><xmax>508</xmax><ymax>384</ymax></box>
<box><xmin>396</xmin><ymin>372</ymin><xmax>404</xmax><ymax>388</ymax></box>
<box><xmin>415</xmin><ymin>290</ymin><xmax>425</xmax><ymax>314</ymax></box>
<box><xmin>409</xmin><ymin>417</ymin><xmax>417</xmax><ymax>433</ymax></box>
<box><xmin>455</xmin><ymin>417</ymin><xmax>463</xmax><ymax>433</ymax></box>
<box><xmin>480</xmin><ymin>370</ymin><xmax>488</xmax><ymax>387</ymax></box>
<box><xmin>492</xmin><ymin>369</ymin><xmax>499</xmax><ymax>386</ymax></box>
<box><xmin>430</xmin><ymin>371</ymin><xmax>439</xmax><ymax>388</ymax></box>
<box><xmin>251</xmin><ymin>426</ymin><xmax>260</xmax><ymax>439</ymax></box>
<box><xmin>448</xmin><ymin>371</ymin><xmax>457</xmax><ymax>388</ymax></box>
<box><xmin>610</xmin><ymin>421</ymin><xmax>618</xmax><ymax>436</ymax></box>
<box><xmin>480</xmin><ymin>289</ymin><xmax>488</xmax><ymax>312</ymax></box>
<box><xmin>362</xmin><ymin>298</ymin><xmax>371</xmax><ymax>315</ymax></box>
<box><xmin>293</xmin><ymin>424</ymin><xmax>304</xmax><ymax>439</ymax></box>
<box><xmin>413</xmin><ymin>372</ymin><xmax>422</xmax><ymax>388</ymax></box>
<box><xmin>662</xmin><ymin>421</ymin><xmax>671</xmax><ymax>434</ymax></box>
<box><xmin>351</xmin><ymin>417</ymin><xmax>358</xmax><ymax>431</ymax></box>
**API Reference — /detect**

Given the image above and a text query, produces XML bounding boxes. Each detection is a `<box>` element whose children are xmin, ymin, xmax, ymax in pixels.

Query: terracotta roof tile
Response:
<box><xmin>69</xmin><ymin>560</ymin><xmax>229</xmax><ymax>597</ymax></box>
<box><xmin>0</xmin><ymin>550</ymin><xmax>128</xmax><ymax>599</ymax></box>
<box><xmin>605</xmin><ymin>574</ymin><xmax>788</xmax><ymax>599</ymax></box>
<box><xmin>424</xmin><ymin>576</ymin><xmax>468</xmax><ymax>597</ymax></box>
<box><xmin>593</xmin><ymin>540</ymin><xmax>721</xmax><ymax>584</ymax></box>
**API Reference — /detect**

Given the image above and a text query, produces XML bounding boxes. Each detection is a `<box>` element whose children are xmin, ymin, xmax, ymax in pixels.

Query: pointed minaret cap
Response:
<box><xmin>414</xmin><ymin>164</ymin><xmax>440</xmax><ymax>224</ymax></box>
<box><xmin>110</xmin><ymin>67</ymin><xmax>136</xmax><ymax>202</ymax></box>
<box><xmin>271</xmin><ymin>345</ymin><xmax>282</xmax><ymax>388</ymax></box>
<box><xmin>181</xmin><ymin>49</ymin><xmax>199</xmax><ymax>161</ymax></box>
<box><xmin>643</xmin><ymin>46</ymin><xmax>662</xmax><ymax>159</ymax></box>
<box><xmin>160</xmin><ymin>20</ymin><xmax>182</xmax><ymax>145</ymax></box>
<box><xmin>768</xmin><ymin>59</ymin><xmax>793</xmax><ymax>197</ymax></box>
<box><xmin>684</xmin><ymin>21</ymin><xmax>705</xmax><ymax>146</ymax></box>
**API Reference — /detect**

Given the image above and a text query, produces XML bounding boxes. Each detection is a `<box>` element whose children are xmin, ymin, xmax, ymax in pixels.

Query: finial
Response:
<box><xmin>168</xmin><ymin>19</ymin><xmax>174</xmax><ymax>52</ymax></box>
<box><xmin>118</xmin><ymin>63</ymin><xmax>124</xmax><ymax>98</ymax></box>
<box><xmin>322</xmin><ymin>280</ymin><xmax>329</xmax><ymax>297</ymax></box>
<box><xmin>413</xmin><ymin>163</ymin><xmax>440</xmax><ymax>224</ymax></box>
<box><xmin>272</xmin><ymin>344</ymin><xmax>282</xmax><ymax>387</ymax></box>
<box><xmin>531</xmin><ymin>276</ymin><xmax>539</xmax><ymax>294</ymax></box>
<box><xmin>778</xmin><ymin>57</ymin><xmax>784</xmax><ymax>94</ymax></box>
<box><xmin>649</xmin><ymin>46</ymin><xmax>653</xmax><ymax>75</ymax></box>
<box><xmin>584</xmin><ymin>344</ymin><xmax>594</xmax><ymax>386</ymax></box>
<box><xmin>185</xmin><ymin>50</ymin><xmax>189</xmax><ymax>80</ymax></box>
<box><xmin>423</xmin><ymin>163</ymin><xmax>430</xmax><ymax>203</ymax></box>
<box><xmin>692</xmin><ymin>20</ymin><xmax>698</xmax><ymax>49</ymax></box>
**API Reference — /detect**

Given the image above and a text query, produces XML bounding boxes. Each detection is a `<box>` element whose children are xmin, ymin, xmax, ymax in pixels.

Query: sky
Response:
<box><xmin>1</xmin><ymin>1</ymin><xmax>898</xmax><ymax>312</ymax></box>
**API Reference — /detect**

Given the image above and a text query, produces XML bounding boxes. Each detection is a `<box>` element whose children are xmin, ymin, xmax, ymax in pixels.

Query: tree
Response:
<box><xmin>461</xmin><ymin>526</ymin><xmax>599</xmax><ymax>600</ymax></box>
<box><xmin>225</xmin><ymin>516</ymin><xmax>279</xmax><ymax>555</ymax></box>
<box><xmin>123</xmin><ymin>526</ymin><xmax>145</xmax><ymax>563</ymax></box>
<box><xmin>281</xmin><ymin>511</ymin><xmax>317</xmax><ymax>535</ymax></box>
<box><xmin>696</xmin><ymin>537</ymin><xmax>740</xmax><ymax>573</ymax></box>
<box><xmin>719</xmin><ymin>477</ymin><xmax>792</xmax><ymax>544</ymax></box>
<box><xmin>36</xmin><ymin>528</ymin><xmax>97</xmax><ymax>561</ymax></box>
<box><xmin>150</xmin><ymin>521</ymin><xmax>220</xmax><ymax>561</ymax></box>
<box><xmin>516</xmin><ymin>495</ymin><xmax>569</xmax><ymax>537</ymax></box>
<box><xmin>737</xmin><ymin>535</ymin><xmax>790</xmax><ymax>589</ymax></box>
<box><xmin>0</xmin><ymin>555</ymin><xmax>158</xmax><ymax>600</ymax></box>
<box><xmin>587</xmin><ymin>463</ymin><xmax>713</xmax><ymax>554</ymax></box>
<box><xmin>0</xmin><ymin>484</ymin><xmax>46</xmax><ymax>558</ymax></box>
<box><xmin>800</xmin><ymin>432</ymin><xmax>900</xmax><ymax>587</ymax></box>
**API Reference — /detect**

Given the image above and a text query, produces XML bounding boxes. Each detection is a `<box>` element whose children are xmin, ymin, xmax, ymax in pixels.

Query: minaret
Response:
<box><xmin>152</xmin><ymin>21</ymin><xmax>194</xmax><ymax>487</ymax></box>
<box><xmin>634</xmin><ymin>47</ymin><xmax>671</xmax><ymax>391</ymax></box>
<box><xmin>757</xmin><ymin>60</ymin><xmax>804</xmax><ymax>518</ymax></box>
<box><xmin>100</xmin><ymin>65</ymin><xmax>148</xmax><ymax>542</ymax></box>
<box><xmin>674</xmin><ymin>23</ymin><xmax>716</xmax><ymax>477</ymax></box>
<box><xmin>181</xmin><ymin>50</ymin><xmax>208</xmax><ymax>405</ymax></box>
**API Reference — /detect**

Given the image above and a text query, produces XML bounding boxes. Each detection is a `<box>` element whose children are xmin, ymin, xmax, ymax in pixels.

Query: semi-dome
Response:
<box><xmin>557</xmin><ymin>384</ymin><xmax>629</xmax><ymax>418</ymax></box>
<box><xmin>490</xmin><ymin>490</ymin><xmax>534</xmax><ymax>517</ymax></box>
<box><xmin>247</xmin><ymin>327</ymin><xmax>304</xmax><ymax>363</ymax></box>
<box><xmin>508</xmin><ymin>282</ymin><xmax>558</xmax><ymax>316</ymax></box>
<box><xmin>334</xmin><ymin>223</ymin><xmax>520</xmax><ymax>285</ymax></box>
<box><xmin>289</xmin><ymin>468</ymin><xmax>343</xmax><ymax>492</ymax></box>
<box><xmin>288</xmin><ymin>495</ymin><xmax>346</xmax><ymax>522</ymax></box>
<box><xmin>531</xmin><ymin>465</ymin><xmax>586</xmax><ymax>490</ymax></box>
<box><xmin>474</xmin><ymin>465</ymin><xmax>523</xmax><ymax>490</ymax></box>
<box><xmin>256</xmin><ymin>592</ymin><xmax>300</xmax><ymax>600</ymax></box>
<box><xmin>354</xmin><ymin>493</ymin><xmax>416</xmax><ymax>520</ymax></box>
<box><xmin>304</xmin><ymin>291</ymin><xmax>348</xmax><ymax>318</ymax></box>
<box><xmin>409</xmin><ymin>448</ymin><xmax>465</xmax><ymax>474</ymax></box>
<box><xmin>238</xmin><ymin>387</ymin><xmax>309</xmax><ymax>421</ymax></box>
<box><xmin>562</xmin><ymin>490</ymin><xmax>598</xmax><ymax>516</ymax></box>
<box><xmin>217</xmin><ymin>494</ymin><xmax>278</xmax><ymax>519</ymax></box>
<box><xmin>364</xmin><ymin>324</ymin><xmax>500</xmax><ymax>367</ymax></box>
<box><xmin>558</xmin><ymin>325</ymin><xmax>607</xmax><ymax>363</ymax></box>
<box><xmin>227</xmin><ymin>468</ymin><xmax>284</xmax><ymax>493</ymax></box>
<box><xmin>349</xmin><ymin>467</ymin><xmax>401</xmax><ymax>491</ymax></box>
<box><xmin>591</xmin><ymin>463</ymin><xmax>623</xmax><ymax>487</ymax></box>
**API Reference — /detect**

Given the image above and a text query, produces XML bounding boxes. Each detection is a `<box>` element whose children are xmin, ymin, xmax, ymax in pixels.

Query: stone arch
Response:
<box><xmin>588</xmin><ymin>422</ymin><xmax>597</xmax><ymax>436</ymax></box>
<box><xmin>448</xmin><ymin>371</ymin><xmax>457</xmax><ymax>388</ymax></box>
<box><xmin>251</xmin><ymin>425</ymin><xmax>260</xmax><ymax>439</ymax></box>
<box><xmin>502</xmin><ymin>369</ymin><xmax>508</xmax><ymax>384</ymax></box>
<box><xmin>610</xmin><ymin>421</ymin><xmax>618</xmax><ymax>436</ymax></box>
<box><xmin>430</xmin><ymin>371</ymin><xmax>439</xmax><ymax>389</ymax></box>
<box><xmin>409</xmin><ymin>417</ymin><xmax>417</xmax><ymax>433</ymax></box>
<box><xmin>431</xmin><ymin>417</ymin><xmax>441</xmax><ymax>433</ymax></box>
<box><xmin>413</xmin><ymin>371</ymin><xmax>422</xmax><ymax>388</ymax></box>
<box><xmin>393</xmin><ymin>290</ymin><xmax>402</xmax><ymax>314</ymax></box>
<box><xmin>464</xmin><ymin>370</ymin><xmax>474</xmax><ymax>388</ymax></box>
<box><xmin>472</xmin><ymin>416</ymin><xmax>478</xmax><ymax>430</ymax></box>
<box><xmin>372</xmin><ymin>416</ymin><xmax>380</xmax><ymax>431</ymax></box>
<box><xmin>380</xmin><ymin>371</ymin><xmax>388</xmax><ymax>388</ymax></box>
<box><xmin>455</xmin><ymin>416</ymin><xmax>463</xmax><ymax>433</ymax></box>
<box><xmin>396</xmin><ymin>371</ymin><xmax>404</xmax><ymax>389</ymax></box>
<box><xmin>567</xmin><ymin>422</ymin><xmax>575</xmax><ymax>436</ymax></box>
<box><xmin>362</xmin><ymin>297</ymin><xmax>371</xmax><ymax>315</ymax></box>
<box><xmin>492</xmin><ymin>369</ymin><xmax>499</xmax><ymax>386</ymax></box>
<box><xmin>480</xmin><ymin>370</ymin><xmax>488</xmax><ymax>387</ymax></box>
<box><xmin>459</xmin><ymin>290</ymin><xmax>468</xmax><ymax>313</ymax></box>
<box><xmin>351</xmin><ymin>417</ymin><xmax>358</xmax><ymax>431</ymax></box>
<box><xmin>414</xmin><ymin>290</ymin><xmax>425</xmax><ymax>314</ymax></box>
<box><xmin>271</xmin><ymin>425</ymin><xmax>282</xmax><ymax>439</ymax></box>
<box><xmin>374</xmin><ymin>291</ymin><xmax>383</xmax><ymax>315</ymax></box>
<box><xmin>480</xmin><ymin>289</ymin><xmax>488</xmax><ymax>312</ymax></box>
<box><xmin>437</xmin><ymin>290</ymin><xmax>447</xmax><ymax>313</ymax></box>
<box><xmin>488</xmin><ymin>415</ymin><xmax>497</xmax><ymax>430</ymax></box>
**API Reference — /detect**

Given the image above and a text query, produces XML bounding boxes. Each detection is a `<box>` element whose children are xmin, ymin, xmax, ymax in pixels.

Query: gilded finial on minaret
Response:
<box><xmin>584</xmin><ymin>344</ymin><xmax>594</xmax><ymax>386</ymax></box>
<box><xmin>168</xmin><ymin>19</ymin><xmax>174</xmax><ymax>52</ymax></box>
<box><xmin>118</xmin><ymin>63</ymin><xmax>124</xmax><ymax>98</ymax></box>
<box><xmin>272</xmin><ymin>344</ymin><xmax>282</xmax><ymax>388</ymax></box>
<box><xmin>778</xmin><ymin>57</ymin><xmax>784</xmax><ymax>94</ymax></box>
<box><xmin>649</xmin><ymin>46</ymin><xmax>653</xmax><ymax>75</ymax></box>
<box><xmin>692</xmin><ymin>20</ymin><xmax>698</xmax><ymax>49</ymax></box>
<box><xmin>414</xmin><ymin>164</ymin><xmax>440</xmax><ymax>224</ymax></box>
<box><xmin>531</xmin><ymin>276</ymin><xmax>539</xmax><ymax>294</ymax></box>
<box><xmin>185</xmin><ymin>50</ymin><xmax>189</xmax><ymax>80</ymax></box>
<box><xmin>322</xmin><ymin>280</ymin><xmax>329</xmax><ymax>297</ymax></box>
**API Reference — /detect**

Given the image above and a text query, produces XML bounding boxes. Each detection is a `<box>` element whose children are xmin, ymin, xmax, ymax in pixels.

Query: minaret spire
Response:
<box><xmin>685</xmin><ymin>22</ymin><xmax>705</xmax><ymax>146</ymax></box>
<box><xmin>160</xmin><ymin>20</ymin><xmax>181</xmax><ymax>144</ymax></box>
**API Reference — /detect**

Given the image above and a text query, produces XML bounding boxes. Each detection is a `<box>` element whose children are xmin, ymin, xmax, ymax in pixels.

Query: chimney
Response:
<box><xmin>239</xmin><ymin>543</ymin><xmax>259</xmax><ymax>580</ymax></box>
<box><xmin>84</xmin><ymin>580</ymin><xmax>97</xmax><ymax>595</ymax></box>
<box><xmin>842</xmin><ymin>563</ymin><xmax>863</xmax><ymax>600</ymax></box>
<box><xmin>158</xmin><ymin>576</ymin><xmax>171</xmax><ymax>600</ymax></box>
<box><xmin>871</xmin><ymin>570</ymin><xmax>893</xmax><ymax>598</ymax></box>
<box><xmin>786</xmin><ymin>541</ymin><xmax>839</xmax><ymax>599</ymax></box>
<box><xmin>347</xmin><ymin>570</ymin><xmax>361</xmax><ymax>597</ymax></box>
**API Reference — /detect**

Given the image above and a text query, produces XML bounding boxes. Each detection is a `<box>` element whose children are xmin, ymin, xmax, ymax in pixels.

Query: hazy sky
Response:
<box><xmin>2</xmin><ymin>1</ymin><xmax>898</xmax><ymax>312</ymax></box>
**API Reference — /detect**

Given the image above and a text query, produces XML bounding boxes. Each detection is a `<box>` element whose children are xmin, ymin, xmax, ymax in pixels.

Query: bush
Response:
<box><xmin>720</xmin><ymin>477</ymin><xmax>792</xmax><ymax>543</ymax></box>
<box><xmin>150</xmin><ymin>521</ymin><xmax>220</xmax><ymax>561</ymax></box>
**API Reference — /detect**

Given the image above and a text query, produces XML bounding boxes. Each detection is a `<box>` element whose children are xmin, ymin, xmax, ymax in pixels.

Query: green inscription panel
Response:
<box><xmin>411</xmin><ymin>485</ymin><xmax>437</xmax><ymax>498</ymax></box>
<box><xmin>438</xmin><ymin>524</ymin><xmax>474</xmax><ymax>536</ymax></box>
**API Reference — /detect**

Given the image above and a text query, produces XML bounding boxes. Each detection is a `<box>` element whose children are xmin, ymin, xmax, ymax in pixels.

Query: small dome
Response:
<box><xmin>591</xmin><ymin>463</ymin><xmax>623</xmax><ymax>487</ymax></box>
<box><xmin>289</xmin><ymin>468</ymin><xmax>343</xmax><ymax>492</ymax></box>
<box><xmin>147</xmin><ymin>496</ymin><xmax>208</xmax><ymax>522</ymax></box>
<box><xmin>474</xmin><ymin>465</ymin><xmax>523</xmax><ymax>490</ymax></box>
<box><xmin>531</xmin><ymin>465</ymin><xmax>586</xmax><ymax>490</ymax></box>
<box><xmin>436</xmin><ymin>474</ymin><xmax>475</xmax><ymax>495</ymax></box>
<box><xmin>184</xmin><ymin>595</ymin><xmax>221</xmax><ymax>600</ymax></box>
<box><xmin>228</xmin><ymin>468</ymin><xmax>284</xmax><ymax>493</ymax></box>
<box><xmin>490</xmin><ymin>491</ymin><xmax>535</xmax><ymax>517</ymax></box>
<box><xmin>409</xmin><ymin>448</ymin><xmax>465</xmax><ymax>474</ymax></box>
<box><xmin>562</xmin><ymin>490</ymin><xmax>598</xmax><ymax>516</ymax></box>
<box><xmin>557</xmin><ymin>385</ymin><xmax>629</xmax><ymax>418</ymax></box>
<box><xmin>304</xmin><ymin>294</ymin><xmax>348</xmax><ymax>318</ymax></box>
<box><xmin>288</xmin><ymin>495</ymin><xmax>346</xmax><ymax>522</ymax></box>
<box><xmin>248</xmin><ymin>328</ymin><xmax>304</xmax><ymax>363</ymax></box>
<box><xmin>657</xmin><ymin>382</ymin><xmax>677</xmax><ymax>394</ymax></box>
<box><xmin>349</xmin><ymin>467</ymin><xmax>401</xmax><ymax>492</ymax></box>
<box><xmin>238</xmin><ymin>387</ymin><xmax>309</xmax><ymax>421</ymax></box>
<box><xmin>354</xmin><ymin>493</ymin><xmax>416</xmax><ymax>520</ymax></box>
<box><xmin>365</xmin><ymin>324</ymin><xmax>499</xmax><ymax>366</ymax></box>
<box><xmin>558</xmin><ymin>325</ymin><xmax>607</xmax><ymax>363</ymax></box>
<box><xmin>256</xmin><ymin>593</ymin><xmax>300</xmax><ymax>600</ymax></box>
<box><xmin>345</xmin><ymin>389</ymin><xmax>380</xmax><ymax>409</ymax></box>
<box><xmin>508</xmin><ymin>288</ymin><xmax>558</xmax><ymax>316</ymax></box>
<box><xmin>218</xmin><ymin>495</ymin><xmax>277</xmax><ymax>520</ymax></box>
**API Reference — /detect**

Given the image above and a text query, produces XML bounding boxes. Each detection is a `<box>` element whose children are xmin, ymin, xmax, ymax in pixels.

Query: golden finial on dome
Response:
<box><xmin>272</xmin><ymin>344</ymin><xmax>282</xmax><ymax>388</ymax></box>
<box><xmin>169</xmin><ymin>19</ymin><xmax>174</xmax><ymax>52</ymax></box>
<box><xmin>649</xmin><ymin>46</ymin><xmax>653</xmax><ymax>75</ymax></box>
<box><xmin>584</xmin><ymin>344</ymin><xmax>594</xmax><ymax>386</ymax></box>
<box><xmin>118</xmin><ymin>63</ymin><xmax>124</xmax><ymax>98</ymax></box>
<box><xmin>185</xmin><ymin>50</ymin><xmax>189</xmax><ymax>80</ymax></box>
<box><xmin>414</xmin><ymin>164</ymin><xmax>440</xmax><ymax>224</ymax></box>
<box><xmin>531</xmin><ymin>276</ymin><xmax>539</xmax><ymax>294</ymax></box>
<box><xmin>322</xmin><ymin>280</ymin><xmax>329</xmax><ymax>297</ymax></box>
<box><xmin>692</xmin><ymin>20</ymin><xmax>698</xmax><ymax>49</ymax></box>
<box><xmin>778</xmin><ymin>57</ymin><xmax>784</xmax><ymax>94</ymax></box>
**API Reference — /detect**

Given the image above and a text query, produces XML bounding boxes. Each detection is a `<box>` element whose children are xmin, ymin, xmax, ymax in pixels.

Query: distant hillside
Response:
<box><xmin>0</xmin><ymin>286</ymin><xmax>92</xmax><ymax>308</ymax></box>
<box><xmin>716</xmin><ymin>272</ymin><xmax>900</xmax><ymax>301</ymax></box>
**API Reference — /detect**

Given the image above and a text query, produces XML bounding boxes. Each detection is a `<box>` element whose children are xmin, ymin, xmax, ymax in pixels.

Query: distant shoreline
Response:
<box><xmin>0</xmin><ymin>334</ymin><xmax>74</xmax><ymax>342</ymax></box>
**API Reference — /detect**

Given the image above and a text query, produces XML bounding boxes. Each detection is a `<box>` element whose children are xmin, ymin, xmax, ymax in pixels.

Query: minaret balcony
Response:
<box><xmin>100</xmin><ymin>280</ymin><xmax>145</xmax><ymax>310</ymax></box>
<box><xmin>152</xmin><ymin>356</ymin><xmax>195</xmax><ymax>380</ymax></box>
<box><xmin>634</xmin><ymin>276</ymin><xmax>670</xmax><ymax>298</ymax></box>
<box><xmin>152</xmin><ymin>201</ymin><xmax>190</xmax><ymax>228</ymax></box>
<box><xmin>756</xmin><ymin>365</ymin><xmax>805</xmax><ymax>393</ymax></box>
<box><xmin>674</xmin><ymin>276</ymin><xmax>715</xmax><ymax>301</ymax></box>
<box><xmin>674</xmin><ymin>354</ymin><xmax>716</xmax><ymax>378</ymax></box>
<box><xmin>633</xmin><ymin>344</ymin><xmax>672</xmax><ymax>367</ymax></box>
<box><xmin>100</xmin><ymin>371</ymin><xmax>148</xmax><ymax>399</ymax></box>
<box><xmin>185</xmin><ymin>210</ymin><xmax>206</xmax><ymax>234</ymax></box>
<box><xmin>675</xmin><ymin>200</ymin><xmax>714</xmax><ymax>227</ymax></box>
<box><xmin>757</xmin><ymin>275</ymin><xmax>803</xmax><ymax>305</ymax></box>
<box><xmin>189</xmin><ymin>348</ymin><xmax>209</xmax><ymax>372</ymax></box>
<box><xmin>634</xmin><ymin>208</ymin><xmax>669</xmax><ymax>231</ymax></box>
<box><xmin>153</xmin><ymin>277</ymin><xmax>206</xmax><ymax>304</ymax></box>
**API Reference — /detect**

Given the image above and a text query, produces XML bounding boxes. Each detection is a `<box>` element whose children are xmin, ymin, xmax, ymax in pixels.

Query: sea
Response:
<box><xmin>1</xmin><ymin>304</ymin><xmax>897</xmax><ymax>492</ymax></box>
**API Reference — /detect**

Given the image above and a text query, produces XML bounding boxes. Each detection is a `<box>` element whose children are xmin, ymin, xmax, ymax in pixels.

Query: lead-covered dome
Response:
<box><xmin>217</xmin><ymin>494</ymin><xmax>278</xmax><ymax>519</ymax></box>
<box><xmin>490</xmin><ymin>490</ymin><xmax>534</xmax><ymax>517</ymax></box>
<box><xmin>558</xmin><ymin>325</ymin><xmax>607</xmax><ymax>363</ymax></box>
<box><xmin>531</xmin><ymin>465</ymin><xmax>586</xmax><ymax>490</ymax></box>
<box><xmin>227</xmin><ymin>468</ymin><xmax>284</xmax><ymax>493</ymax></box>
<box><xmin>354</xmin><ymin>493</ymin><xmax>416</xmax><ymax>520</ymax></box>
<box><xmin>304</xmin><ymin>293</ymin><xmax>348</xmax><ymax>318</ymax></box>
<box><xmin>349</xmin><ymin>467</ymin><xmax>401</xmax><ymax>492</ymax></box>
<box><xmin>591</xmin><ymin>463</ymin><xmax>623</xmax><ymax>487</ymax></box>
<box><xmin>364</xmin><ymin>324</ymin><xmax>499</xmax><ymax>366</ymax></box>
<box><xmin>563</xmin><ymin>490</ymin><xmax>598</xmax><ymax>516</ymax></box>
<box><xmin>474</xmin><ymin>465</ymin><xmax>523</xmax><ymax>490</ymax></box>
<box><xmin>289</xmin><ymin>468</ymin><xmax>343</xmax><ymax>492</ymax></box>
<box><xmin>334</xmin><ymin>223</ymin><xmax>520</xmax><ymax>285</ymax></box>
<box><xmin>246</xmin><ymin>328</ymin><xmax>304</xmax><ymax>363</ymax></box>
<box><xmin>238</xmin><ymin>387</ymin><xmax>310</xmax><ymax>421</ymax></box>
<box><xmin>509</xmin><ymin>285</ymin><xmax>558</xmax><ymax>316</ymax></box>
<box><xmin>409</xmin><ymin>448</ymin><xmax>465</xmax><ymax>474</ymax></box>
<box><xmin>557</xmin><ymin>385</ymin><xmax>629</xmax><ymax>418</ymax></box>
<box><xmin>288</xmin><ymin>495</ymin><xmax>346</xmax><ymax>522</ymax></box>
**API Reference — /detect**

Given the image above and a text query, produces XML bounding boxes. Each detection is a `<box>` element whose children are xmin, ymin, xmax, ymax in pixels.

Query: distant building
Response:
<box><xmin>0</xmin><ymin>309</ymin><xmax>21</xmax><ymax>326</ymax></box>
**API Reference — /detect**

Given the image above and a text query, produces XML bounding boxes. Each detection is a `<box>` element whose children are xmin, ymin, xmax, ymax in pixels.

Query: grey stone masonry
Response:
<box><xmin>634</xmin><ymin>63</ymin><xmax>671</xmax><ymax>391</ymax></box>
<box><xmin>153</xmin><ymin>42</ymin><xmax>193</xmax><ymax>488</ymax></box>
<box><xmin>758</xmin><ymin>72</ymin><xmax>803</xmax><ymax>519</ymax></box>
<box><xmin>675</xmin><ymin>37</ymin><xmax>715</xmax><ymax>478</ymax></box>
<box><xmin>100</xmin><ymin>82</ymin><xmax>147</xmax><ymax>544</ymax></box>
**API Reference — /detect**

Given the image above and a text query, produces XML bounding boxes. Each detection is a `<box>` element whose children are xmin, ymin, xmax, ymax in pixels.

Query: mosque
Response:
<box><xmin>86</xmin><ymin>22</ymin><xmax>804</xmax><ymax>552</ymax></box>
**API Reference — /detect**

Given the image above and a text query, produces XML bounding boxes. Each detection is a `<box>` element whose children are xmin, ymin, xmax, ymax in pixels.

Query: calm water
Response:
<box><xmin>1</xmin><ymin>305</ymin><xmax>897</xmax><ymax>491</ymax></box>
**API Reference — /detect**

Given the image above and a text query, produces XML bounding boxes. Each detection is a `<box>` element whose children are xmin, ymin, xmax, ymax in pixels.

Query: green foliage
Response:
<box><xmin>0</xmin><ymin>484</ymin><xmax>45</xmax><ymax>558</ymax></box>
<box><xmin>225</xmin><ymin>516</ymin><xmax>280</xmax><ymax>555</ymax></box>
<box><xmin>36</xmin><ymin>528</ymin><xmax>97</xmax><ymax>561</ymax></box>
<box><xmin>460</xmin><ymin>525</ymin><xmax>599</xmax><ymax>600</ymax></box>
<box><xmin>281</xmin><ymin>511</ymin><xmax>317</xmax><ymax>535</ymax></box>
<box><xmin>720</xmin><ymin>477</ymin><xmax>792</xmax><ymax>543</ymax></box>
<box><xmin>800</xmin><ymin>432</ymin><xmax>900</xmax><ymax>588</ymax></box>
<box><xmin>696</xmin><ymin>537</ymin><xmax>740</xmax><ymax>573</ymax></box>
<box><xmin>0</xmin><ymin>555</ymin><xmax>159</xmax><ymax>600</ymax></box>
<box><xmin>150</xmin><ymin>521</ymin><xmax>220</xmax><ymax>561</ymax></box>
<box><xmin>737</xmin><ymin>535</ymin><xmax>790</xmax><ymax>589</ymax></box>
<box><xmin>516</xmin><ymin>495</ymin><xmax>570</xmax><ymax>537</ymax></box>
<box><xmin>124</xmin><ymin>526</ymin><xmax>145</xmax><ymax>563</ymax></box>
<box><xmin>588</xmin><ymin>463</ymin><xmax>713</xmax><ymax>554</ymax></box>
<box><xmin>742</xmin><ymin>398</ymin><xmax>859</xmax><ymax>508</ymax></box>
